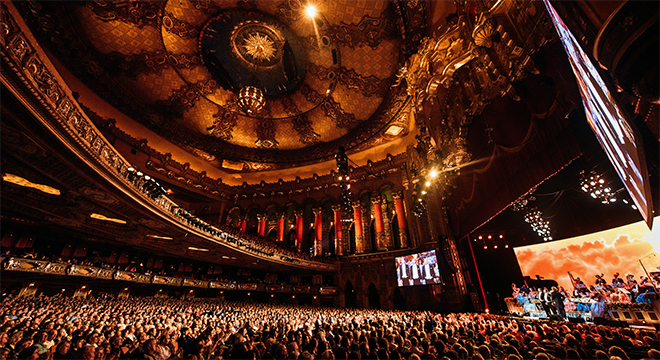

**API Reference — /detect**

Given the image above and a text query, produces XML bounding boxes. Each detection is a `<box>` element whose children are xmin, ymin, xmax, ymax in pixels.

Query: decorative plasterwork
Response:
<box><xmin>324</xmin><ymin>12</ymin><xmax>397</xmax><ymax>48</ymax></box>
<box><xmin>86</xmin><ymin>0</ymin><xmax>164</xmax><ymax>28</ymax></box>
<box><xmin>14</xmin><ymin>1</ymin><xmax>418</xmax><ymax>168</ymax></box>
<box><xmin>307</xmin><ymin>63</ymin><xmax>390</xmax><ymax>98</ymax></box>
<box><xmin>1</xmin><ymin>3</ymin><xmax>337</xmax><ymax>271</ymax></box>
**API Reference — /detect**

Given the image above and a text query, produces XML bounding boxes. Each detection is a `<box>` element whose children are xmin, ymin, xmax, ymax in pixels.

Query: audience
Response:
<box><xmin>0</xmin><ymin>293</ymin><xmax>658</xmax><ymax>360</ymax></box>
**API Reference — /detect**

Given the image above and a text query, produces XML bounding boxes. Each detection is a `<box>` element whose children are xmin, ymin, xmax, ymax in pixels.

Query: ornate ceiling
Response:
<box><xmin>17</xmin><ymin>0</ymin><xmax>426</xmax><ymax>174</ymax></box>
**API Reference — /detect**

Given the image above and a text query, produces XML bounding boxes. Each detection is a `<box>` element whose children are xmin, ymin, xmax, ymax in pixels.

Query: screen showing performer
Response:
<box><xmin>514</xmin><ymin>217</ymin><xmax>660</xmax><ymax>290</ymax></box>
<box><xmin>395</xmin><ymin>250</ymin><xmax>442</xmax><ymax>287</ymax></box>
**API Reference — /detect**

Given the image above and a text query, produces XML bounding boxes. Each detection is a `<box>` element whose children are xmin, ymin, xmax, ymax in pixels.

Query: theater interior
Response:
<box><xmin>1</xmin><ymin>0</ymin><xmax>658</xmax><ymax>318</ymax></box>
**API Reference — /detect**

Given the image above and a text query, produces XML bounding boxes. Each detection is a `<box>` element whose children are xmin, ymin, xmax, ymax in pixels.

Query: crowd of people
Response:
<box><xmin>0</xmin><ymin>293</ymin><xmax>658</xmax><ymax>360</ymax></box>
<box><xmin>512</xmin><ymin>272</ymin><xmax>660</xmax><ymax>319</ymax></box>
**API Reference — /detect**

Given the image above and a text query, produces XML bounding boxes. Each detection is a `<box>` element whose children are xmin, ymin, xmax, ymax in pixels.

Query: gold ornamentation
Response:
<box><xmin>243</xmin><ymin>32</ymin><xmax>276</xmax><ymax>61</ymax></box>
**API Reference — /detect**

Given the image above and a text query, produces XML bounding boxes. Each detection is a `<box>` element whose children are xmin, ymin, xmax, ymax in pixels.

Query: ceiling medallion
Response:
<box><xmin>243</xmin><ymin>32</ymin><xmax>276</xmax><ymax>62</ymax></box>
<box><xmin>231</xmin><ymin>20</ymin><xmax>284</xmax><ymax>67</ymax></box>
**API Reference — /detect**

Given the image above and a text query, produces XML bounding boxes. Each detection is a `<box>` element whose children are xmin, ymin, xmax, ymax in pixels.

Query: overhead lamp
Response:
<box><xmin>238</xmin><ymin>86</ymin><xmax>265</xmax><ymax>115</ymax></box>
<box><xmin>90</xmin><ymin>213</ymin><xmax>127</xmax><ymax>224</ymax></box>
<box><xmin>304</xmin><ymin>4</ymin><xmax>318</xmax><ymax>18</ymax></box>
<box><xmin>3</xmin><ymin>173</ymin><xmax>61</xmax><ymax>195</ymax></box>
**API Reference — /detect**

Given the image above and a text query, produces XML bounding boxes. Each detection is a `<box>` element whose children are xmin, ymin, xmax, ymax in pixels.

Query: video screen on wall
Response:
<box><xmin>514</xmin><ymin>217</ymin><xmax>660</xmax><ymax>290</ymax></box>
<box><xmin>395</xmin><ymin>250</ymin><xmax>442</xmax><ymax>287</ymax></box>
<box><xmin>544</xmin><ymin>0</ymin><xmax>653</xmax><ymax>229</ymax></box>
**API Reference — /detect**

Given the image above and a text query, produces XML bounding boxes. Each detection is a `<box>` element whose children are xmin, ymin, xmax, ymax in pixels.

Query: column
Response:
<box><xmin>393</xmin><ymin>191</ymin><xmax>410</xmax><ymax>248</ymax></box>
<box><xmin>294</xmin><ymin>210</ymin><xmax>304</xmax><ymax>252</ymax></box>
<box><xmin>372</xmin><ymin>196</ymin><xmax>386</xmax><ymax>251</ymax></box>
<box><xmin>313</xmin><ymin>208</ymin><xmax>323</xmax><ymax>256</ymax></box>
<box><xmin>277</xmin><ymin>213</ymin><xmax>285</xmax><ymax>243</ymax></box>
<box><xmin>240</xmin><ymin>215</ymin><xmax>247</xmax><ymax>234</ymax></box>
<box><xmin>332</xmin><ymin>204</ymin><xmax>344</xmax><ymax>255</ymax></box>
<box><xmin>257</xmin><ymin>214</ymin><xmax>266</xmax><ymax>236</ymax></box>
<box><xmin>353</xmin><ymin>202</ymin><xmax>365</xmax><ymax>253</ymax></box>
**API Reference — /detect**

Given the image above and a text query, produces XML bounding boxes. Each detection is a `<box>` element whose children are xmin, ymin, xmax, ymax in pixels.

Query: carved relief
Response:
<box><xmin>307</xmin><ymin>63</ymin><xmax>390</xmax><ymax>97</ymax></box>
<box><xmin>325</xmin><ymin>12</ymin><xmax>396</xmax><ymax>49</ymax></box>
<box><xmin>85</xmin><ymin>1</ymin><xmax>162</xmax><ymax>28</ymax></box>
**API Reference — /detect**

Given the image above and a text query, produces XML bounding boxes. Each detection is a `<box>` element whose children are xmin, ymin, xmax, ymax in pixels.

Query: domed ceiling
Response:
<box><xmin>19</xmin><ymin>0</ymin><xmax>426</xmax><ymax>173</ymax></box>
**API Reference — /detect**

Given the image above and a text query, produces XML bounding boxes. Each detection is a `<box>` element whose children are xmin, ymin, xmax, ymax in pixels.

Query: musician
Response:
<box><xmin>594</xmin><ymin>274</ymin><xmax>606</xmax><ymax>286</ymax></box>
<box><xmin>551</xmin><ymin>286</ymin><xmax>566</xmax><ymax>320</ymax></box>
<box><xmin>538</xmin><ymin>288</ymin><xmax>553</xmax><ymax>316</ymax></box>
<box><xmin>612</xmin><ymin>273</ymin><xmax>624</xmax><ymax>286</ymax></box>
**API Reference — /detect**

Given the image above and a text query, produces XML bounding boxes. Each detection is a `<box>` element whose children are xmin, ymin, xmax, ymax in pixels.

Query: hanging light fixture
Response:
<box><xmin>524</xmin><ymin>207</ymin><xmax>552</xmax><ymax>241</ymax></box>
<box><xmin>237</xmin><ymin>85</ymin><xmax>265</xmax><ymax>115</ymax></box>
<box><xmin>579</xmin><ymin>170</ymin><xmax>616</xmax><ymax>204</ymax></box>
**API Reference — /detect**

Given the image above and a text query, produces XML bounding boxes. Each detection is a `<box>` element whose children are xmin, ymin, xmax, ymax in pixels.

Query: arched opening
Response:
<box><xmin>393</xmin><ymin>287</ymin><xmax>407</xmax><ymax>310</ymax></box>
<box><xmin>307</xmin><ymin>227</ymin><xmax>316</xmax><ymax>255</ymax></box>
<box><xmin>392</xmin><ymin>214</ymin><xmax>401</xmax><ymax>249</ymax></box>
<box><xmin>328</xmin><ymin>225</ymin><xmax>335</xmax><ymax>256</ymax></box>
<box><xmin>369</xmin><ymin>220</ymin><xmax>377</xmax><ymax>252</ymax></box>
<box><xmin>344</xmin><ymin>281</ymin><xmax>356</xmax><ymax>308</ymax></box>
<box><xmin>266</xmin><ymin>228</ymin><xmax>277</xmax><ymax>242</ymax></box>
<box><xmin>368</xmin><ymin>282</ymin><xmax>381</xmax><ymax>309</ymax></box>
<box><xmin>348</xmin><ymin>223</ymin><xmax>356</xmax><ymax>254</ymax></box>
<box><xmin>287</xmin><ymin>229</ymin><xmax>297</xmax><ymax>251</ymax></box>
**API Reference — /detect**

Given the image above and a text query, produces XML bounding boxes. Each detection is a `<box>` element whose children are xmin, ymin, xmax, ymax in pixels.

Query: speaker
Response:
<box><xmin>332</xmin><ymin>49</ymin><xmax>338</xmax><ymax>64</ymax></box>
<box><xmin>568</xmin><ymin>317</ymin><xmax>585</xmax><ymax>324</ymax></box>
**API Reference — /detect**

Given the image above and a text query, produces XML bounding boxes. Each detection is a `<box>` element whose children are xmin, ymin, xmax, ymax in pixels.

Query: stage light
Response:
<box><xmin>505</xmin><ymin>244</ymin><xmax>509</xmax><ymax>248</ymax></box>
<box><xmin>499</xmin><ymin>234</ymin><xmax>504</xmax><ymax>239</ymax></box>
<box><xmin>487</xmin><ymin>235</ymin><xmax>492</xmax><ymax>239</ymax></box>
<box><xmin>425</xmin><ymin>181</ymin><xmax>431</xmax><ymax>187</ymax></box>
<box><xmin>429</xmin><ymin>170</ymin><xmax>439</xmax><ymax>178</ymax></box>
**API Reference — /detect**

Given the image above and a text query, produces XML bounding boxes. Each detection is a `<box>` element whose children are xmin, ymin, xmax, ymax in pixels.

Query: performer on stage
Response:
<box><xmin>538</xmin><ymin>288</ymin><xmax>553</xmax><ymax>316</ymax></box>
<box><xmin>551</xmin><ymin>286</ymin><xmax>566</xmax><ymax>320</ymax></box>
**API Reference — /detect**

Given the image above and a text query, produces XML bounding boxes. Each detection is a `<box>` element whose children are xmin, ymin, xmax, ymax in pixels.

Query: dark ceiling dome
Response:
<box><xmin>199</xmin><ymin>10</ymin><xmax>307</xmax><ymax>96</ymax></box>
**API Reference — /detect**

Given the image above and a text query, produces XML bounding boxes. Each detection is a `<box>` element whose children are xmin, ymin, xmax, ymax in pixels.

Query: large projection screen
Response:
<box><xmin>514</xmin><ymin>217</ymin><xmax>660</xmax><ymax>290</ymax></box>
<box><xmin>395</xmin><ymin>250</ymin><xmax>442</xmax><ymax>287</ymax></box>
<box><xmin>544</xmin><ymin>0</ymin><xmax>654</xmax><ymax>229</ymax></box>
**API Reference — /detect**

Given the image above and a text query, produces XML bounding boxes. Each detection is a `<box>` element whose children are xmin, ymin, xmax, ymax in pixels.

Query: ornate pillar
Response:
<box><xmin>353</xmin><ymin>202</ymin><xmax>365</xmax><ymax>254</ymax></box>
<box><xmin>381</xmin><ymin>199</ymin><xmax>395</xmax><ymax>250</ymax></box>
<box><xmin>313</xmin><ymin>208</ymin><xmax>323</xmax><ymax>256</ymax></box>
<box><xmin>294</xmin><ymin>210</ymin><xmax>304</xmax><ymax>252</ymax></box>
<box><xmin>393</xmin><ymin>191</ymin><xmax>410</xmax><ymax>248</ymax></box>
<box><xmin>277</xmin><ymin>213</ymin><xmax>285</xmax><ymax>243</ymax></box>
<box><xmin>372</xmin><ymin>196</ymin><xmax>386</xmax><ymax>251</ymax></box>
<box><xmin>257</xmin><ymin>214</ymin><xmax>266</xmax><ymax>236</ymax></box>
<box><xmin>240</xmin><ymin>215</ymin><xmax>247</xmax><ymax>234</ymax></box>
<box><xmin>332</xmin><ymin>204</ymin><xmax>344</xmax><ymax>256</ymax></box>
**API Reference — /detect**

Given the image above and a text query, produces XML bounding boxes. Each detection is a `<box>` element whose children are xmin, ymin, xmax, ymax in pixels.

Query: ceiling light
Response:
<box><xmin>304</xmin><ymin>4</ymin><xmax>318</xmax><ymax>18</ymax></box>
<box><xmin>385</xmin><ymin>125</ymin><xmax>404</xmax><ymax>136</ymax></box>
<box><xmin>237</xmin><ymin>85</ymin><xmax>265</xmax><ymax>115</ymax></box>
<box><xmin>146</xmin><ymin>234</ymin><xmax>173</xmax><ymax>240</ymax></box>
<box><xmin>188</xmin><ymin>247</ymin><xmax>209</xmax><ymax>252</ymax></box>
<box><xmin>90</xmin><ymin>213</ymin><xmax>126</xmax><ymax>224</ymax></box>
<box><xmin>3</xmin><ymin>174</ymin><xmax>61</xmax><ymax>195</ymax></box>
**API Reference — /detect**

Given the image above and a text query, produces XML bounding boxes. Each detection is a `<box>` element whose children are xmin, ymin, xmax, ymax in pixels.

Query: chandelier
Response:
<box><xmin>237</xmin><ymin>86</ymin><xmax>265</xmax><ymax>115</ymax></box>
<box><xmin>580</xmin><ymin>170</ymin><xmax>616</xmax><ymax>204</ymax></box>
<box><xmin>524</xmin><ymin>208</ymin><xmax>552</xmax><ymax>241</ymax></box>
